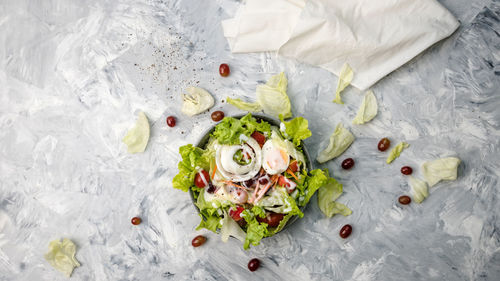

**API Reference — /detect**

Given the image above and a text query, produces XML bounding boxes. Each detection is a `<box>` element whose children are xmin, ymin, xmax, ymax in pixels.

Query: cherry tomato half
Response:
<box><xmin>194</xmin><ymin>170</ymin><xmax>210</xmax><ymax>188</ymax></box>
<box><xmin>288</xmin><ymin>160</ymin><xmax>299</xmax><ymax>173</ymax></box>
<box><xmin>251</xmin><ymin>131</ymin><xmax>266</xmax><ymax>147</ymax></box>
<box><xmin>229</xmin><ymin>205</ymin><xmax>245</xmax><ymax>221</ymax></box>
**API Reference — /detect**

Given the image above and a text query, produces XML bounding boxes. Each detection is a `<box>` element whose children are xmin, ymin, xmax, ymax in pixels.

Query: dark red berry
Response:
<box><xmin>398</xmin><ymin>195</ymin><xmax>411</xmax><ymax>205</ymax></box>
<box><xmin>401</xmin><ymin>166</ymin><xmax>413</xmax><ymax>175</ymax></box>
<box><xmin>219</xmin><ymin>63</ymin><xmax>230</xmax><ymax>77</ymax></box>
<box><xmin>339</xmin><ymin>224</ymin><xmax>352</xmax><ymax>239</ymax></box>
<box><xmin>341</xmin><ymin>158</ymin><xmax>355</xmax><ymax>170</ymax></box>
<box><xmin>378</xmin><ymin>138</ymin><xmax>390</xmax><ymax>151</ymax></box>
<box><xmin>248</xmin><ymin>258</ymin><xmax>260</xmax><ymax>272</ymax></box>
<box><xmin>211</xmin><ymin>111</ymin><xmax>224</xmax><ymax>122</ymax></box>
<box><xmin>166</xmin><ymin>116</ymin><xmax>176</xmax><ymax>127</ymax></box>
<box><xmin>131</xmin><ymin>217</ymin><xmax>141</xmax><ymax>225</ymax></box>
<box><xmin>191</xmin><ymin>235</ymin><xmax>206</xmax><ymax>247</ymax></box>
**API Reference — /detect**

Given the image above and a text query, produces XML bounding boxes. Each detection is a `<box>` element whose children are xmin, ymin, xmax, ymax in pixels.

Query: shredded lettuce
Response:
<box><xmin>333</xmin><ymin>63</ymin><xmax>354</xmax><ymax>104</ymax></box>
<box><xmin>316</xmin><ymin>123</ymin><xmax>355</xmax><ymax>163</ymax></box>
<box><xmin>226</xmin><ymin>72</ymin><xmax>292</xmax><ymax>118</ymax></box>
<box><xmin>122</xmin><ymin>111</ymin><xmax>150</xmax><ymax>153</ymax></box>
<box><xmin>409</xmin><ymin>176</ymin><xmax>429</xmax><ymax>204</ymax></box>
<box><xmin>44</xmin><ymin>238</ymin><xmax>80</xmax><ymax>277</ymax></box>
<box><xmin>279</xmin><ymin>116</ymin><xmax>312</xmax><ymax>146</ymax></box>
<box><xmin>386</xmin><ymin>142</ymin><xmax>409</xmax><ymax>164</ymax></box>
<box><xmin>211</xmin><ymin>113</ymin><xmax>271</xmax><ymax>145</ymax></box>
<box><xmin>353</xmin><ymin>90</ymin><xmax>378</xmax><ymax>124</ymax></box>
<box><xmin>422</xmin><ymin>157</ymin><xmax>461</xmax><ymax>187</ymax></box>
<box><xmin>172</xmin><ymin>144</ymin><xmax>210</xmax><ymax>192</ymax></box>
<box><xmin>227</xmin><ymin>97</ymin><xmax>262</xmax><ymax>112</ymax></box>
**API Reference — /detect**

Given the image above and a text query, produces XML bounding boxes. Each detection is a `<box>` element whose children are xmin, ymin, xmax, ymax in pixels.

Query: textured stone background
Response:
<box><xmin>0</xmin><ymin>0</ymin><xmax>499</xmax><ymax>280</ymax></box>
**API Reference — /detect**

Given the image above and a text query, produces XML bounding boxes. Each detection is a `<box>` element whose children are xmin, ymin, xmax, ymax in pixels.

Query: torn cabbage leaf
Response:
<box><xmin>317</xmin><ymin>177</ymin><xmax>352</xmax><ymax>217</ymax></box>
<box><xmin>353</xmin><ymin>90</ymin><xmax>378</xmax><ymax>124</ymax></box>
<box><xmin>409</xmin><ymin>176</ymin><xmax>429</xmax><ymax>203</ymax></box>
<box><xmin>422</xmin><ymin>157</ymin><xmax>461</xmax><ymax>187</ymax></box>
<box><xmin>44</xmin><ymin>238</ymin><xmax>80</xmax><ymax>277</ymax></box>
<box><xmin>386</xmin><ymin>142</ymin><xmax>409</xmax><ymax>164</ymax></box>
<box><xmin>227</xmin><ymin>72</ymin><xmax>292</xmax><ymax>118</ymax></box>
<box><xmin>122</xmin><ymin>111</ymin><xmax>150</xmax><ymax>153</ymax></box>
<box><xmin>226</xmin><ymin>97</ymin><xmax>262</xmax><ymax>112</ymax></box>
<box><xmin>333</xmin><ymin>63</ymin><xmax>354</xmax><ymax>104</ymax></box>
<box><xmin>181</xmin><ymin>87</ymin><xmax>215</xmax><ymax>116</ymax></box>
<box><xmin>317</xmin><ymin>123</ymin><xmax>355</xmax><ymax>163</ymax></box>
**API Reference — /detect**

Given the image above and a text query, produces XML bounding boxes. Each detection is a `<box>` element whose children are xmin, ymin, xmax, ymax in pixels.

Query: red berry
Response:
<box><xmin>166</xmin><ymin>116</ymin><xmax>176</xmax><ymax>127</ymax></box>
<box><xmin>211</xmin><ymin>111</ymin><xmax>224</xmax><ymax>122</ymax></box>
<box><xmin>398</xmin><ymin>195</ymin><xmax>411</xmax><ymax>205</ymax></box>
<box><xmin>191</xmin><ymin>235</ymin><xmax>206</xmax><ymax>247</ymax></box>
<box><xmin>131</xmin><ymin>217</ymin><xmax>141</xmax><ymax>225</ymax></box>
<box><xmin>339</xmin><ymin>224</ymin><xmax>352</xmax><ymax>239</ymax></box>
<box><xmin>219</xmin><ymin>63</ymin><xmax>230</xmax><ymax>77</ymax></box>
<box><xmin>341</xmin><ymin>158</ymin><xmax>355</xmax><ymax>170</ymax></box>
<box><xmin>378</xmin><ymin>138</ymin><xmax>390</xmax><ymax>151</ymax></box>
<box><xmin>248</xmin><ymin>258</ymin><xmax>260</xmax><ymax>272</ymax></box>
<box><xmin>401</xmin><ymin>166</ymin><xmax>413</xmax><ymax>175</ymax></box>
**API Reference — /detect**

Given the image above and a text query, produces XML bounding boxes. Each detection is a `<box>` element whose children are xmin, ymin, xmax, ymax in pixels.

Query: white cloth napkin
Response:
<box><xmin>222</xmin><ymin>0</ymin><xmax>459</xmax><ymax>90</ymax></box>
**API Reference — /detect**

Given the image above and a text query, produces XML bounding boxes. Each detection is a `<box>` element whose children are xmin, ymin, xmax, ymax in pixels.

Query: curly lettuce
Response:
<box><xmin>172</xmin><ymin>144</ymin><xmax>210</xmax><ymax>192</ymax></box>
<box><xmin>279</xmin><ymin>116</ymin><xmax>312</xmax><ymax>146</ymax></box>
<box><xmin>211</xmin><ymin>113</ymin><xmax>271</xmax><ymax>145</ymax></box>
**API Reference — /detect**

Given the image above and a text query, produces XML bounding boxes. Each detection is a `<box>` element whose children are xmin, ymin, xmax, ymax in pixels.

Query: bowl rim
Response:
<box><xmin>188</xmin><ymin>113</ymin><xmax>313</xmax><ymax>235</ymax></box>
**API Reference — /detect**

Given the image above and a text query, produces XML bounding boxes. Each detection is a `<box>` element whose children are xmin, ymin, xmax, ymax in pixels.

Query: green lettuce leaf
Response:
<box><xmin>172</xmin><ymin>144</ymin><xmax>210</xmax><ymax>192</ymax></box>
<box><xmin>352</xmin><ymin>90</ymin><xmax>378</xmax><ymax>124</ymax></box>
<box><xmin>386</xmin><ymin>142</ymin><xmax>409</xmax><ymax>164</ymax></box>
<box><xmin>333</xmin><ymin>63</ymin><xmax>354</xmax><ymax>104</ymax></box>
<box><xmin>211</xmin><ymin>113</ymin><xmax>271</xmax><ymax>145</ymax></box>
<box><xmin>251</xmin><ymin>206</ymin><xmax>267</xmax><ymax>218</ymax></box>
<box><xmin>300</xmin><ymin>169</ymin><xmax>328</xmax><ymax>206</ymax></box>
<box><xmin>409</xmin><ymin>176</ymin><xmax>429</xmax><ymax>204</ymax></box>
<box><xmin>243</xmin><ymin>220</ymin><xmax>269</xmax><ymax>250</ymax></box>
<box><xmin>256</xmin><ymin>72</ymin><xmax>292</xmax><ymax>118</ymax></box>
<box><xmin>422</xmin><ymin>157</ymin><xmax>461</xmax><ymax>187</ymax></box>
<box><xmin>220</xmin><ymin>210</ymin><xmax>247</xmax><ymax>242</ymax></box>
<box><xmin>195</xmin><ymin>213</ymin><xmax>221</xmax><ymax>233</ymax></box>
<box><xmin>44</xmin><ymin>238</ymin><xmax>81</xmax><ymax>278</ymax></box>
<box><xmin>267</xmin><ymin>213</ymin><xmax>294</xmax><ymax>236</ymax></box>
<box><xmin>316</xmin><ymin>123</ymin><xmax>355</xmax><ymax>163</ymax></box>
<box><xmin>122</xmin><ymin>111</ymin><xmax>150</xmax><ymax>153</ymax></box>
<box><xmin>227</xmin><ymin>97</ymin><xmax>262</xmax><ymax>112</ymax></box>
<box><xmin>256</xmin><ymin>187</ymin><xmax>303</xmax><ymax>218</ymax></box>
<box><xmin>279</xmin><ymin>116</ymin><xmax>312</xmax><ymax>146</ymax></box>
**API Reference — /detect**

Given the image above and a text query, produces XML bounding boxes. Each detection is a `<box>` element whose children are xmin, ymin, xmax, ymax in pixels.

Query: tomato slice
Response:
<box><xmin>194</xmin><ymin>170</ymin><xmax>210</xmax><ymax>188</ymax></box>
<box><xmin>289</xmin><ymin>160</ymin><xmax>299</xmax><ymax>172</ymax></box>
<box><xmin>229</xmin><ymin>205</ymin><xmax>245</xmax><ymax>221</ymax></box>
<box><xmin>256</xmin><ymin>212</ymin><xmax>284</xmax><ymax>227</ymax></box>
<box><xmin>278</xmin><ymin>175</ymin><xmax>290</xmax><ymax>188</ymax></box>
<box><xmin>251</xmin><ymin>131</ymin><xmax>266</xmax><ymax>147</ymax></box>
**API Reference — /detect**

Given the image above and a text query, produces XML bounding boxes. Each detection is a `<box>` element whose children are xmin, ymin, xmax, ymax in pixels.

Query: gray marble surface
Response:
<box><xmin>1</xmin><ymin>0</ymin><xmax>499</xmax><ymax>280</ymax></box>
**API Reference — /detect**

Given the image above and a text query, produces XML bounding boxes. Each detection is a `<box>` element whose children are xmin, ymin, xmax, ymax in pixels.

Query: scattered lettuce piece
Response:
<box><xmin>333</xmin><ymin>63</ymin><xmax>354</xmax><ymax>104</ymax></box>
<box><xmin>226</xmin><ymin>72</ymin><xmax>292</xmax><ymax>118</ymax></box>
<box><xmin>409</xmin><ymin>176</ymin><xmax>429</xmax><ymax>203</ymax></box>
<box><xmin>422</xmin><ymin>157</ymin><xmax>461</xmax><ymax>187</ymax></box>
<box><xmin>279</xmin><ymin>116</ymin><xmax>312</xmax><ymax>146</ymax></box>
<box><xmin>317</xmin><ymin>177</ymin><xmax>352</xmax><ymax>217</ymax></box>
<box><xmin>181</xmin><ymin>87</ymin><xmax>215</xmax><ymax>116</ymax></box>
<box><xmin>211</xmin><ymin>113</ymin><xmax>271</xmax><ymax>145</ymax></box>
<box><xmin>316</xmin><ymin>123</ymin><xmax>355</xmax><ymax>163</ymax></box>
<box><xmin>386</xmin><ymin>142</ymin><xmax>409</xmax><ymax>164</ymax></box>
<box><xmin>122</xmin><ymin>111</ymin><xmax>150</xmax><ymax>153</ymax></box>
<box><xmin>227</xmin><ymin>97</ymin><xmax>262</xmax><ymax>112</ymax></box>
<box><xmin>44</xmin><ymin>238</ymin><xmax>80</xmax><ymax>278</ymax></box>
<box><xmin>220</xmin><ymin>210</ymin><xmax>246</xmax><ymax>242</ymax></box>
<box><xmin>256</xmin><ymin>72</ymin><xmax>292</xmax><ymax>118</ymax></box>
<box><xmin>353</xmin><ymin>90</ymin><xmax>378</xmax><ymax>124</ymax></box>
<box><xmin>243</xmin><ymin>220</ymin><xmax>269</xmax><ymax>250</ymax></box>
<box><xmin>172</xmin><ymin>144</ymin><xmax>210</xmax><ymax>192</ymax></box>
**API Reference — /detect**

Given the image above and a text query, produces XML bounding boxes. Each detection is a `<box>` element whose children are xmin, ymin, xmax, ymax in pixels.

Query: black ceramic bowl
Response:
<box><xmin>189</xmin><ymin>114</ymin><xmax>313</xmax><ymax>234</ymax></box>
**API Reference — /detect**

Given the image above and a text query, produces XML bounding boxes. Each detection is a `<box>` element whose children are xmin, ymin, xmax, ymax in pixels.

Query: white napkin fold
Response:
<box><xmin>222</xmin><ymin>0</ymin><xmax>459</xmax><ymax>90</ymax></box>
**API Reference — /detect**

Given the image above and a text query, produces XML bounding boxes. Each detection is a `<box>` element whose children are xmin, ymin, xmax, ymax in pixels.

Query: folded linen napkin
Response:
<box><xmin>222</xmin><ymin>0</ymin><xmax>459</xmax><ymax>90</ymax></box>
